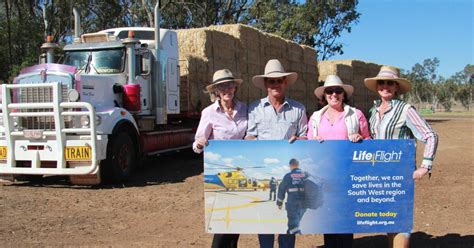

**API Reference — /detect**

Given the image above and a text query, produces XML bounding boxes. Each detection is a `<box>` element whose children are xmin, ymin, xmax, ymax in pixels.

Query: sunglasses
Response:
<box><xmin>324</xmin><ymin>87</ymin><xmax>344</xmax><ymax>95</ymax></box>
<box><xmin>215</xmin><ymin>82</ymin><xmax>236</xmax><ymax>91</ymax></box>
<box><xmin>265</xmin><ymin>77</ymin><xmax>285</xmax><ymax>85</ymax></box>
<box><xmin>377</xmin><ymin>80</ymin><xmax>398</xmax><ymax>86</ymax></box>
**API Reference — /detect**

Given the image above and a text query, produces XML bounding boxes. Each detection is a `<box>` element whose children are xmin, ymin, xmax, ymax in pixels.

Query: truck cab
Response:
<box><xmin>0</xmin><ymin>7</ymin><xmax>195</xmax><ymax>185</ymax></box>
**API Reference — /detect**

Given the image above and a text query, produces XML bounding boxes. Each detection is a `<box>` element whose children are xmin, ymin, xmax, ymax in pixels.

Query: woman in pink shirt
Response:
<box><xmin>193</xmin><ymin>69</ymin><xmax>247</xmax><ymax>248</ymax></box>
<box><xmin>307</xmin><ymin>75</ymin><xmax>370</xmax><ymax>248</ymax></box>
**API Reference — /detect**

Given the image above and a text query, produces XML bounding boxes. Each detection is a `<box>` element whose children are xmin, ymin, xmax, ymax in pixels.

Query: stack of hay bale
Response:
<box><xmin>318</xmin><ymin>60</ymin><xmax>386</xmax><ymax>115</ymax></box>
<box><xmin>176</xmin><ymin>24</ymin><xmax>319</xmax><ymax>114</ymax></box>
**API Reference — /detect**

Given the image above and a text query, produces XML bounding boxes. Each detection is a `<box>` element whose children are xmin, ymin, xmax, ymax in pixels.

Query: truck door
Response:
<box><xmin>166</xmin><ymin>58</ymin><xmax>179</xmax><ymax>114</ymax></box>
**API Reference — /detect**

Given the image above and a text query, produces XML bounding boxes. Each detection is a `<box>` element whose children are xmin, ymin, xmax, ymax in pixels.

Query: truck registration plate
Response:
<box><xmin>24</xmin><ymin>130</ymin><xmax>43</xmax><ymax>139</ymax></box>
<box><xmin>0</xmin><ymin>146</ymin><xmax>7</xmax><ymax>159</ymax></box>
<box><xmin>65</xmin><ymin>146</ymin><xmax>92</xmax><ymax>161</ymax></box>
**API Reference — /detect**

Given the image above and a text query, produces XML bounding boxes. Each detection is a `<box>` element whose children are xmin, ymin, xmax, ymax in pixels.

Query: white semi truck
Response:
<box><xmin>0</xmin><ymin>5</ymin><xmax>198</xmax><ymax>184</ymax></box>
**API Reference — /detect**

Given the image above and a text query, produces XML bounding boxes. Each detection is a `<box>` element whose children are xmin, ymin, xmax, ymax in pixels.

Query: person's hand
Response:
<box><xmin>413</xmin><ymin>167</ymin><xmax>429</xmax><ymax>180</ymax></box>
<box><xmin>349</xmin><ymin>133</ymin><xmax>363</xmax><ymax>143</ymax></box>
<box><xmin>313</xmin><ymin>136</ymin><xmax>324</xmax><ymax>143</ymax></box>
<box><xmin>195</xmin><ymin>137</ymin><xmax>208</xmax><ymax>150</ymax></box>
<box><xmin>289</xmin><ymin>136</ymin><xmax>308</xmax><ymax>143</ymax></box>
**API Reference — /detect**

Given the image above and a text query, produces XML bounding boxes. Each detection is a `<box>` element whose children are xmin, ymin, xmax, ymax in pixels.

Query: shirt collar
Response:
<box><xmin>263</xmin><ymin>96</ymin><xmax>291</xmax><ymax>108</ymax></box>
<box><xmin>212</xmin><ymin>99</ymin><xmax>241</xmax><ymax>112</ymax></box>
<box><xmin>375</xmin><ymin>99</ymin><xmax>402</xmax><ymax>113</ymax></box>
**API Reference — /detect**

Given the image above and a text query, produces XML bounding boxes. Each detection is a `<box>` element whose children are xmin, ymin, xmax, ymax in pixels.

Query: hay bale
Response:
<box><xmin>176</xmin><ymin>28</ymin><xmax>212</xmax><ymax>59</ymax></box>
<box><xmin>210</xmin><ymin>31</ymin><xmax>238</xmax><ymax>60</ymax></box>
<box><xmin>211</xmin><ymin>24</ymin><xmax>262</xmax><ymax>52</ymax></box>
<box><xmin>303</xmin><ymin>45</ymin><xmax>317</xmax><ymax>65</ymax></box>
<box><xmin>263</xmin><ymin>33</ymin><xmax>288</xmax><ymax>59</ymax></box>
<box><xmin>318</xmin><ymin>61</ymin><xmax>353</xmax><ymax>82</ymax></box>
<box><xmin>288</xmin><ymin>42</ymin><xmax>303</xmax><ymax>62</ymax></box>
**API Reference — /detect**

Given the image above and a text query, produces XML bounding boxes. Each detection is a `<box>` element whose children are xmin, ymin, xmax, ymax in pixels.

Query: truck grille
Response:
<box><xmin>19</xmin><ymin>84</ymin><xmax>72</xmax><ymax>130</ymax></box>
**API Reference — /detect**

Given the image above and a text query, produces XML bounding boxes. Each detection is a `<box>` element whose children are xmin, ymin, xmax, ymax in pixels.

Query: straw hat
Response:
<box><xmin>314</xmin><ymin>75</ymin><xmax>354</xmax><ymax>99</ymax></box>
<box><xmin>206</xmin><ymin>69</ymin><xmax>242</xmax><ymax>92</ymax></box>
<box><xmin>364</xmin><ymin>66</ymin><xmax>411</xmax><ymax>94</ymax></box>
<box><xmin>252</xmin><ymin>59</ymin><xmax>298</xmax><ymax>90</ymax></box>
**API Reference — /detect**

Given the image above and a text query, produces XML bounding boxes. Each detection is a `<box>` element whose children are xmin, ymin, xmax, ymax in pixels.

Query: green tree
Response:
<box><xmin>246</xmin><ymin>0</ymin><xmax>360</xmax><ymax>60</ymax></box>
<box><xmin>453</xmin><ymin>64</ymin><xmax>474</xmax><ymax>110</ymax></box>
<box><xmin>0</xmin><ymin>0</ymin><xmax>43</xmax><ymax>83</ymax></box>
<box><xmin>436</xmin><ymin>77</ymin><xmax>456</xmax><ymax>112</ymax></box>
<box><xmin>403</xmin><ymin>58</ymin><xmax>440</xmax><ymax>110</ymax></box>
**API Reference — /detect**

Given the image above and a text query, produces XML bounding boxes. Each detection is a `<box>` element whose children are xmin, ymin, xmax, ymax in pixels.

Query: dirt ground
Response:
<box><xmin>1</xmin><ymin>116</ymin><xmax>473</xmax><ymax>248</ymax></box>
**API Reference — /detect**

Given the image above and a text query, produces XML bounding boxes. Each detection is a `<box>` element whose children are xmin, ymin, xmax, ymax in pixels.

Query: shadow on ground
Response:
<box><xmin>354</xmin><ymin>232</ymin><xmax>474</xmax><ymax>248</ymax></box>
<box><xmin>127</xmin><ymin>149</ymin><xmax>203</xmax><ymax>186</ymax></box>
<box><xmin>5</xmin><ymin>149</ymin><xmax>203</xmax><ymax>189</ymax></box>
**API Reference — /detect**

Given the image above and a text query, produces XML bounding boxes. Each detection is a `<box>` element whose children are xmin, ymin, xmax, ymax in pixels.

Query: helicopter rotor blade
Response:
<box><xmin>204</xmin><ymin>161</ymin><xmax>236</xmax><ymax>169</ymax></box>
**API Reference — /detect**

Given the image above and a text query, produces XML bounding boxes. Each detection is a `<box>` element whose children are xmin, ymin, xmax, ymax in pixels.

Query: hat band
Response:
<box><xmin>213</xmin><ymin>76</ymin><xmax>235</xmax><ymax>84</ymax></box>
<box><xmin>377</xmin><ymin>70</ymin><xmax>398</xmax><ymax>79</ymax></box>
<box><xmin>266</xmin><ymin>70</ymin><xmax>285</xmax><ymax>75</ymax></box>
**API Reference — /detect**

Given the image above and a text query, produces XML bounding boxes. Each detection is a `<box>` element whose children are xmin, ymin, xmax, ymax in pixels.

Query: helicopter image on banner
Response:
<box><xmin>204</xmin><ymin>161</ymin><xmax>271</xmax><ymax>191</ymax></box>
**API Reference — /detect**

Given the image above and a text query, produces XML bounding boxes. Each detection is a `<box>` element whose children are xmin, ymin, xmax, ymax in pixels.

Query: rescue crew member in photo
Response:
<box><xmin>276</xmin><ymin>158</ymin><xmax>307</xmax><ymax>235</ymax></box>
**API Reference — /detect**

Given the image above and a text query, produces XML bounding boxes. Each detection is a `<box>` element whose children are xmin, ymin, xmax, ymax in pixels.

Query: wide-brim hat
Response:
<box><xmin>206</xmin><ymin>69</ymin><xmax>242</xmax><ymax>92</ymax></box>
<box><xmin>314</xmin><ymin>75</ymin><xmax>354</xmax><ymax>99</ymax></box>
<box><xmin>364</xmin><ymin>66</ymin><xmax>411</xmax><ymax>94</ymax></box>
<box><xmin>252</xmin><ymin>59</ymin><xmax>298</xmax><ymax>90</ymax></box>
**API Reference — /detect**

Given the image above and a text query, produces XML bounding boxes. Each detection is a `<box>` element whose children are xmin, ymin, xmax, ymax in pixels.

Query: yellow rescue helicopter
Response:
<box><xmin>204</xmin><ymin>162</ymin><xmax>269</xmax><ymax>191</ymax></box>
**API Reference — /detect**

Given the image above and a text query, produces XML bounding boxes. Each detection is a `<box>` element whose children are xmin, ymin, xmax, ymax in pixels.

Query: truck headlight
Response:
<box><xmin>67</xmin><ymin>89</ymin><xmax>80</xmax><ymax>102</ymax></box>
<box><xmin>13</xmin><ymin>116</ymin><xmax>19</xmax><ymax>128</ymax></box>
<box><xmin>80</xmin><ymin>116</ymin><xmax>90</xmax><ymax>127</ymax></box>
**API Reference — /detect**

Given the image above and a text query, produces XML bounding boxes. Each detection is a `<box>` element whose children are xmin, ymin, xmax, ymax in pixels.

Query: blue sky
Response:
<box><xmin>331</xmin><ymin>0</ymin><xmax>473</xmax><ymax>78</ymax></box>
<box><xmin>204</xmin><ymin>140</ymin><xmax>327</xmax><ymax>180</ymax></box>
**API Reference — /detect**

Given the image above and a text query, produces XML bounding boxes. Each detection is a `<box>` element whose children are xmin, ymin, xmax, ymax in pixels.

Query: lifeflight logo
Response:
<box><xmin>352</xmin><ymin>150</ymin><xmax>402</xmax><ymax>165</ymax></box>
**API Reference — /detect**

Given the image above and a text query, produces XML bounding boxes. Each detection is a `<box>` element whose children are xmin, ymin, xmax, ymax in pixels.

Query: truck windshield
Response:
<box><xmin>61</xmin><ymin>48</ymin><xmax>125</xmax><ymax>74</ymax></box>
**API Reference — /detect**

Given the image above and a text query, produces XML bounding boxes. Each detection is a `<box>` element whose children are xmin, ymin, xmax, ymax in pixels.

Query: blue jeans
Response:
<box><xmin>258</xmin><ymin>234</ymin><xmax>295</xmax><ymax>248</ymax></box>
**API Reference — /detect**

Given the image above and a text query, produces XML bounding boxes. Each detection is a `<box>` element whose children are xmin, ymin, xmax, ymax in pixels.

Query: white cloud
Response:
<box><xmin>263</xmin><ymin>158</ymin><xmax>280</xmax><ymax>164</ymax></box>
<box><xmin>271</xmin><ymin>165</ymin><xmax>290</xmax><ymax>177</ymax></box>
<box><xmin>222</xmin><ymin>158</ymin><xmax>234</xmax><ymax>165</ymax></box>
<box><xmin>205</xmin><ymin>152</ymin><xmax>221</xmax><ymax>161</ymax></box>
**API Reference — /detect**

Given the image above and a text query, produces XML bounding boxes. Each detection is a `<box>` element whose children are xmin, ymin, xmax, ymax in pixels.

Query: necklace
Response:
<box><xmin>326</xmin><ymin>107</ymin><xmax>343</xmax><ymax>124</ymax></box>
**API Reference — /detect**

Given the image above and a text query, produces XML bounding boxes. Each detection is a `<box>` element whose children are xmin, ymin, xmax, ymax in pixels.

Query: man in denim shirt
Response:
<box><xmin>246</xmin><ymin>59</ymin><xmax>307</xmax><ymax>248</ymax></box>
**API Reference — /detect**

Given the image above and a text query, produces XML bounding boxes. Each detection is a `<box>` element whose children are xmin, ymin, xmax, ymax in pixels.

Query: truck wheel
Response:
<box><xmin>103</xmin><ymin>132</ymin><xmax>137</xmax><ymax>183</ymax></box>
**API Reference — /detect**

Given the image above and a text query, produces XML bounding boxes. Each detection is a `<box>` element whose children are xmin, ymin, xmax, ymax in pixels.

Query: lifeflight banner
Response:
<box><xmin>204</xmin><ymin>140</ymin><xmax>415</xmax><ymax>234</ymax></box>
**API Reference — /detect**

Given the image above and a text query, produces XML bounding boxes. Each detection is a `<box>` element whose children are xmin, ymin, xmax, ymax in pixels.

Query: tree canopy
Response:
<box><xmin>402</xmin><ymin>59</ymin><xmax>473</xmax><ymax>111</ymax></box>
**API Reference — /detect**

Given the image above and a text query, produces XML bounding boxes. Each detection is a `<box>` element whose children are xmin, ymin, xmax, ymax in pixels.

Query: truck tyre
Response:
<box><xmin>102</xmin><ymin>132</ymin><xmax>137</xmax><ymax>183</ymax></box>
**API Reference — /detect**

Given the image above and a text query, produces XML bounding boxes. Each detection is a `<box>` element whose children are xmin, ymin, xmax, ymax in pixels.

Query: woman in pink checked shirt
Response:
<box><xmin>192</xmin><ymin>69</ymin><xmax>247</xmax><ymax>248</ymax></box>
<box><xmin>307</xmin><ymin>74</ymin><xmax>370</xmax><ymax>248</ymax></box>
